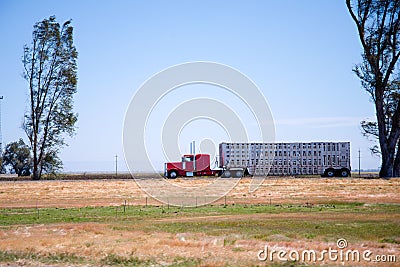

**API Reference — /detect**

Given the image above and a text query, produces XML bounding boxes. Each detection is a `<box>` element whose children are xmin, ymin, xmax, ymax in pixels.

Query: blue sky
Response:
<box><xmin>0</xmin><ymin>1</ymin><xmax>378</xmax><ymax>172</ymax></box>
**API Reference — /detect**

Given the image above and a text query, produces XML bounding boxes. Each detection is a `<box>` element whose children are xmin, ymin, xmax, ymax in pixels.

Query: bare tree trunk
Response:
<box><xmin>32</xmin><ymin>156</ymin><xmax>39</xmax><ymax>180</ymax></box>
<box><xmin>393</xmin><ymin>141</ymin><xmax>400</xmax><ymax>177</ymax></box>
<box><xmin>32</xmin><ymin>152</ymin><xmax>40</xmax><ymax>180</ymax></box>
<box><xmin>380</xmin><ymin>148</ymin><xmax>394</xmax><ymax>178</ymax></box>
<box><xmin>376</xmin><ymin>84</ymin><xmax>395</xmax><ymax>178</ymax></box>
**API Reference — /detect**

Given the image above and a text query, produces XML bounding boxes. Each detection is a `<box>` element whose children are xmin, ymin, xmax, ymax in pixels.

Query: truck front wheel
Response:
<box><xmin>168</xmin><ymin>170</ymin><xmax>178</xmax><ymax>179</ymax></box>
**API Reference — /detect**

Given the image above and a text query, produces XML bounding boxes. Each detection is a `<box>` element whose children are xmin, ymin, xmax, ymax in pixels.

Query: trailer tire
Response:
<box><xmin>168</xmin><ymin>170</ymin><xmax>178</xmax><ymax>179</ymax></box>
<box><xmin>325</xmin><ymin>168</ymin><xmax>335</xmax><ymax>178</ymax></box>
<box><xmin>340</xmin><ymin>168</ymin><xmax>350</xmax><ymax>177</ymax></box>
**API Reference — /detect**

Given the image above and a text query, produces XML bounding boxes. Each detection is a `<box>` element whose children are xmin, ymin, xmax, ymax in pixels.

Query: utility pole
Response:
<box><xmin>115</xmin><ymin>154</ymin><xmax>118</xmax><ymax>177</ymax></box>
<box><xmin>358</xmin><ymin>149</ymin><xmax>361</xmax><ymax>177</ymax></box>
<box><xmin>0</xmin><ymin>96</ymin><xmax>3</xmax><ymax>153</ymax></box>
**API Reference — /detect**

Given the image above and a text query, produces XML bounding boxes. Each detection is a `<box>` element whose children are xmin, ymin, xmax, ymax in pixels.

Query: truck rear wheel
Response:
<box><xmin>222</xmin><ymin>171</ymin><xmax>231</xmax><ymax>178</ymax></box>
<box><xmin>168</xmin><ymin>170</ymin><xmax>178</xmax><ymax>179</ymax></box>
<box><xmin>234</xmin><ymin>170</ymin><xmax>243</xmax><ymax>178</ymax></box>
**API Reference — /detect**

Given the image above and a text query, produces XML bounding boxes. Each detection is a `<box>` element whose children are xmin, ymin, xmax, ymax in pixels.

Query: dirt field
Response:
<box><xmin>0</xmin><ymin>177</ymin><xmax>399</xmax><ymax>266</ymax></box>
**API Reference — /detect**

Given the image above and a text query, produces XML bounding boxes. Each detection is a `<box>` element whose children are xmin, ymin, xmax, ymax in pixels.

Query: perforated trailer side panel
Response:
<box><xmin>219</xmin><ymin>142</ymin><xmax>350</xmax><ymax>176</ymax></box>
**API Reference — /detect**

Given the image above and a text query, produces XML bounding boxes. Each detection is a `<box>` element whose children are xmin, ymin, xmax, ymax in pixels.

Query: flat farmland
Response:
<box><xmin>0</xmin><ymin>176</ymin><xmax>399</xmax><ymax>208</ymax></box>
<box><xmin>0</xmin><ymin>177</ymin><xmax>399</xmax><ymax>266</ymax></box>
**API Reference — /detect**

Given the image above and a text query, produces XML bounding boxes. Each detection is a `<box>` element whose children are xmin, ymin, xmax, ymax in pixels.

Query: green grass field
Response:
<box><xmin>1</xmin><ymin>203</ymin><xmax>399</xmax><ymax>266</ymax></box>
<box><xmin>1</xmin><ymin>203</ymin><xmax>399</xmax><ymax>242</ymax></box>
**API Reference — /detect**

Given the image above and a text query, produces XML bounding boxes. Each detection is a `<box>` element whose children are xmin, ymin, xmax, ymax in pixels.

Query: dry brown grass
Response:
<box><xmin>0</xmin><ymin>222</ymin><xmax>398</xmax><ymax>266</ymax></box>
<box><xmin>0</xmin><ymin>177</ymin><xmax>399</xmax><ymax>208</ymax></box>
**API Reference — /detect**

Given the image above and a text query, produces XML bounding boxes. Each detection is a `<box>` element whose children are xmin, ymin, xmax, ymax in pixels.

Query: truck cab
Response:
<box><xmin>164</xmin><ymin>154</ymin><xmax>220</xmax><ymax>178</ymax></box>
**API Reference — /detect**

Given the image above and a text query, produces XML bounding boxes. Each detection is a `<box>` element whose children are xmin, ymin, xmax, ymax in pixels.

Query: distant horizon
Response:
<box><xmin>0</xmin><ymin>169</ymin><xmax>380</xmax><ymax>176</ymax></box>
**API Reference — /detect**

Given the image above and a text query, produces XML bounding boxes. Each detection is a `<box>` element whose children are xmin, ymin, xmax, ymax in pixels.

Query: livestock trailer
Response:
<box><xmin>219</xmin><ymin>142</ymin><xmax>351</xmax><ymax>177</ymax></box>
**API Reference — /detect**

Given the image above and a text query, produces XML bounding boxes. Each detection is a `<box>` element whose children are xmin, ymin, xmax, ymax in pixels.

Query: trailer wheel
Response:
<box><xmin>340</xmin><ymin>168</ymin><xmax>350</xmax><ymax>177</ymax></box>
<box><xmin>168</xmin><ymin>170</ymin><xmax>178</xmax><ymax>179</ymax></box>
<box><xmin>325</xmin><ymin>168</ymin><xmax>335</xmax><ymax>177</ymax></box>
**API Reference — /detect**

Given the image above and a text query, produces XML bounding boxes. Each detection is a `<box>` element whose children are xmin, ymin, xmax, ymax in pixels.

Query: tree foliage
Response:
<box><xmin>22</xmin><ymin>16</ymin><xmax>78</xmax><ymax>180</ymax></box>
<box><xmin>3</xmin><ymin>139</ymin><xmax>32</xmax><ymax>176</ymax></box>
<box><xmin>346</xmin><ymin>0</ymin><xmax>400</xmax><ymax>177</ymax></box>
<box><xmin>42</xmin><ymin>150</ymin><xmax>63</xmax><ymax>175</ymax></box>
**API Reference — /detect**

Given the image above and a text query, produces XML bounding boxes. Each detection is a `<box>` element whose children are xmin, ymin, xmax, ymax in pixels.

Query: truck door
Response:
<box><xmin>183</xmin><ymin>155</ymin><xmax>194</xmax><ymax>171</ymax></box>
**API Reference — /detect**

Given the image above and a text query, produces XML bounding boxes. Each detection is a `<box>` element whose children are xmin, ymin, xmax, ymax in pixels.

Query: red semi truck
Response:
<box><xmin>164</xmin><ymin>141</ymin><xmax>351</xmax><ymax>178</ymax></box>
<box><xmin>164</xmin><ymin>154</ymin><xmax>221</xmax><ymax>178</ymax></box>
<box><xmin>164</xmin><ymin>153</ymin><xmax>244</xmax><ymax>178</ymax></box>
